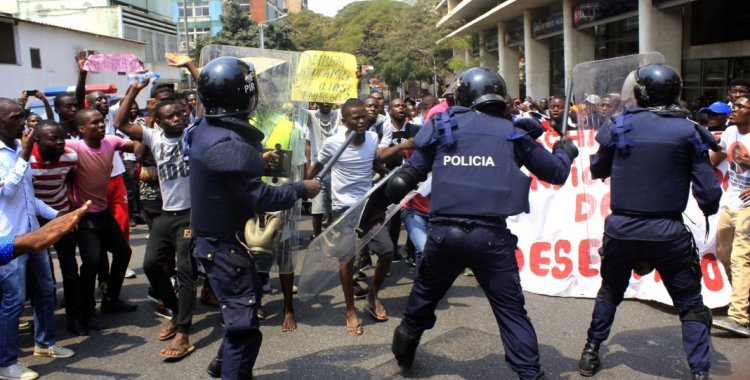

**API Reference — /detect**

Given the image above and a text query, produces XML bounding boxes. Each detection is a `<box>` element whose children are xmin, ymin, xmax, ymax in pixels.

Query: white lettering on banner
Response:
<box><xmin>443</xmin><ymin>155</ymin><xmax>496</xmax><ymax>167</ymax></box>
<box><xmin>507</xmin><ymin>130</ymin><xmax>731</xmax><ymax>309</ymax></box>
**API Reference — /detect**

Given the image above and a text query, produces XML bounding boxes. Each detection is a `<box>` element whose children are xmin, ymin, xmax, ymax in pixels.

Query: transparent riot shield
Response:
<box><xmin>298</xmin><ymin>169</ymin><xmax>399</xmax><ymax>302</ymax></box>
<box><xmin>199</xmin><ymin>45</ymin><xmax>308</xmax><ymax>274</ymax></box>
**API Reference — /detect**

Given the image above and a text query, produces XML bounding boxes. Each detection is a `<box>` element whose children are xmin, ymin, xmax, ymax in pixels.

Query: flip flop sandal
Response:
<box><xmin>160</xmin><ymin>345</ymin><xmax>196</xmax><ymax>361</ymax></box>
<box><xmin>158</xmin><ymin>325</ymin><xmax>178</xmax><ymax>341</ymax></box>
<box><xmin>346</xmin><ymin>320</ymin><xmax>364</xmax><ymax>336</ymax></box>
<box><xmin>366</xmin><ymin>301</ymin><xmax>388</xmax><ymax>322</ymax></box>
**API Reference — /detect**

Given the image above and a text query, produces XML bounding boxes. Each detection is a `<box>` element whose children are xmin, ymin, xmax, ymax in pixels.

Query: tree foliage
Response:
<box><xmin>191</xmin><ymin>0</ymin><xmax>295</xmax><ymax>61</ymax></box>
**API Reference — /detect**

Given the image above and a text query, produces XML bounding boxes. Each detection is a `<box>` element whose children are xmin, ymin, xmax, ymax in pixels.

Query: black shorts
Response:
<box><xmin>332</xmin><ymin>207</ymin><xmax>392</xmax><ymax>256</ymax></box>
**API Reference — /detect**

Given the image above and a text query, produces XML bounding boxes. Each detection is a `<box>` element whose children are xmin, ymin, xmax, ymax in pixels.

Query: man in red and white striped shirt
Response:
<box><xmin>29</xmin><ymin>120</ymin><xmax>88</xmax><ymax>336</ymax></box>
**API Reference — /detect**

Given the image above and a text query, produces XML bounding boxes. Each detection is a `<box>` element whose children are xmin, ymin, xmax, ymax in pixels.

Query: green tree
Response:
<box><xmin>191</xmin><ymin>0</ymin><xmax>295</xmax><ymax>61</ymax></box>
<box><xmin>287</xmin><ymin>9</ymin><xmax>332</xmax><ymax>50</ymax></box>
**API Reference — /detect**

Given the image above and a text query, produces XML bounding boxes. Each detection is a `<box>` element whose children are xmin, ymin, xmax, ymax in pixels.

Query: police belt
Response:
<box><xmin>430</xmin><ymin>214</ymin><xmax>508</xmax><ymax>228</ymax></box>
<box><xmin>161</xmin><ymin>208</ymin><xmax>190</xmax><ymax>217</ymax></box>
<box><xmin>612</xmin><ymin>211</ymin><xmax>682</xmax><ymax>221</ymax></box>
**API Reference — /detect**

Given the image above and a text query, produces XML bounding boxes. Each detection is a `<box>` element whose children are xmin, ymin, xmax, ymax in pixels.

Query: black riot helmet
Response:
<box><xmin>198</xmin><ymin>57</ymin><xmax>259</xmax><ymax>118</ymax></box>
<box><xmin>633</xmin><ymin>63</ymin><xmax>682</xmax><ymax>108</ymax></box>
<box><xmin>455</xmin><ymin>67</ymin><xmax>508</xmax><ymax>116</ymax></box>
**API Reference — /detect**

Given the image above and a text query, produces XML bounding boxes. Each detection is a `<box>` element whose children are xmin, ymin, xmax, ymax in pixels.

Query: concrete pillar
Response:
<box><xmin>479</xmin><ymin>30</ymin><xmax>499</xmax><ymax>70</ymax></box>
<box><xmin>639</xmin><ymin>0</ymin><xmax>683</xmax><ymax>73</ymax></box>
<box><xmin>479</xmin><ymin>31</ymin><xmax>487</xmax><ymax>68</ymax></box>
<box><xmin>563</xmin><ymin>0</ymin><xmax>595</xmax><ymax>94</ymax></box>
<box><xmin>498</xmin><ymin>21</ymin><xmax>520</xmax><ymax>97</ymax></box>
<box><xmin>524</xmin><ymin>9</ymin><xmax>550</xmax><ymax>101</ymax></box>
<box><xmin>447</xmin><ymin>0</ymin><xmax>460</xmax><ymax>12</ymax></box>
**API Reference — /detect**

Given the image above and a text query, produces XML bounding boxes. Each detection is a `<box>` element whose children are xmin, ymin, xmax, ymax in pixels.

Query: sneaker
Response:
<box><xmin>154</xmin><ymin>304</ymin><xmax>173</xmax><ymax>320</ymax></box>
<box><xmin>0</xmin><ymin>363</ymin><xmax>38</xmax><ymax>380</ymax></box>
<box><xmin>262</xmin><ymin>284</ymin><xmax>275</xmax><ymax>294</ymax></box>
<box><xmin>147</xmin><ymin>287</ymin><xmax>160</xmax><ymax>304</ymax></box>
<box><xmin>392</xmin><ymin>252</ymin><xmax>403</xmax><ymax>263</ymax></box>
<box><xmin>101</xmin><ymin>299</ymin><xmax>138</xmax><ymax>313</ymax></box>
<box><xmin>353</xmin><ymin>282</ymin><xmax>368</xmax><ymax>300</ymax></box>
<box><xmin>712</xmin><ymin>317</ymin><xmax>750</xmax><ymax>337</ymax></box>
<box><xmin>292</xmin><ymin>285</ymin><xmax>298</xmax><ymax>294</ymax></box>
<box><xmin>82</xmin><ymin>313</ymin><xmax>107</xmax><ymax>330</ymax></box>
<box><xmin>18</xmin><ymin>321</ymin><xmax>31</xmax><ymax>330</ymax></box>
<box><xmin>463</xmin><ymin>268</ymin><xmax>474</xmax><ymax>277</ymax></box>
<box><xmin>124</xmin><ymin>268</ymin><xmax>137</xmax><ymax>279</ymax></box>
<box><xmin>33</xmin><ymin>344</ymin><xmax>75</xmax><ymax>359</ymax></box>
<box><xmin>405</xmin><ymin>256</ymin><xmax>417</xmax><ymax>268</ymax></box>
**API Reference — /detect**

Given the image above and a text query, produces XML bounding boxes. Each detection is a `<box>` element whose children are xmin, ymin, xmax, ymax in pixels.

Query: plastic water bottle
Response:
<box><xmin>127</xmin><ymin>72</ymin><xmax>160</xmax><ymax>84</ymax></box>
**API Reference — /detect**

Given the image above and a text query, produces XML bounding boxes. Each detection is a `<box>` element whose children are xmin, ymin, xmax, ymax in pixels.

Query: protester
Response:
<box><xmin>0</xmin><ymin>98</ymin><xmax>74</xmax><ymax>380</ymax></box>
<box><xmin>305</xmin><ymin>102</ymin><xmax>341</xmax><ymax>239</ymax></box>
<box><xmin>66</xmin><ymin>109</ymin><xmax>138</xmax><ymax>330</ymax></box>
<box><xmin>308</xmin><ymin>98</ymin><xmax>393</xmax><ymax>335</ymax></box>
<box><xmin>712</xmin><ymin>95</ymin><xmax>750</xmax><ymax>338</ymax></box>
<box><xmin>728</xmin><ymin>79</ymin><xmax>749</xmax><ymax>106</ymax></box>
<box><xmin>115</xmin><ymin>79</ymin><xmax>197</xmax><ymax>360</ymax></box>
<box><xmin>29</xmin><ymin>120</ymin><xmax>88</xmax><ymax>336</ymax></box>
<box><xmin>699</xmin><ymin>102</ymin><xmax>732</xmax><ymax>132</ymax></box>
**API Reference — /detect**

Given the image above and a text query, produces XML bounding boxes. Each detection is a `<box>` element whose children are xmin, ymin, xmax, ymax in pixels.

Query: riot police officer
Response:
<box><xmin>379</xmin><ymin>67</ymin><xmax>578</xmax><ymax>379</ymax></box>
<box><xmin>187</xmin><ymin>57</ymin><xmax>321</xmax><ymax>379</ymax></box>
<box><xmin>580</xmin><ymin>64</ymin><xmax>721</xmax><ymax>379</ymax></box>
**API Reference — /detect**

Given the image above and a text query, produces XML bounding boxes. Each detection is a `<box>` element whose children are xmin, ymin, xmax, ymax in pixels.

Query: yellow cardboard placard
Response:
<box><xmin>291</xmin><ymin>51</ymin><xmax>358</xmax><ymax>104</ymax></box>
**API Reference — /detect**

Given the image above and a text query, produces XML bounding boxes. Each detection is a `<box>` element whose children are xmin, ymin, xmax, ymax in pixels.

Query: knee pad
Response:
<box><xmin>599</xmin><ymin>287</ymin><xmax>623</xmax><ymax>306</ymax></box>
<box><xmin>392</xmin><ymin>323</ymin><xmax>422</xmax><ymax>369</ymax></box>
<box><xmin>679</xmin><ymin>304</ymin><xmax>712</xmax><ymax>329</ymax></box>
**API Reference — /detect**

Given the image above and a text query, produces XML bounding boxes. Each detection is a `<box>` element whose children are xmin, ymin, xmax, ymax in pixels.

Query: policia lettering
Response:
<box><xmin>443</xmin><ymin>155</ymin><xmax>496</xmax><ymax>167</ymax></box>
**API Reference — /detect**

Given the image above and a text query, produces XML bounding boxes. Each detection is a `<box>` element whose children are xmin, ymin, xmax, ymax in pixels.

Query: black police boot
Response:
<box><xmin>692</xmin><ymin>372</ymin><xmax>709</xmax><ymax>380</ymax></box>
<box><xmin>578</xmin><ymin>342</ymin><xmax>601</xmax><ymax>377</ymax></box>
<box><xmin>206</xmin><ymin>343</ymin><xmax>223</xmax><ymax>378</ymax></box>
<box><xmin>532</xmin><ymin>371</ymin><xmax>550</xmax><ymax>380</ymax></box>
<box><xmin>392</xmin><ymin>322</ymin><xmax>422</xmax><ymax>369</ymax></box>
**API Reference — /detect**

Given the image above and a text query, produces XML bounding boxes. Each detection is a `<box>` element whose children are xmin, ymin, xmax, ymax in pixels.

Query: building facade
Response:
<box><xmin>0</xmin><ymin>14</ymin><xmax>147</xmax><ymax>103</ymax></box>
<box><xmin>437</xmin><ymin>0</ymin><xmax>750</xmax><ymax>107</ymax></box>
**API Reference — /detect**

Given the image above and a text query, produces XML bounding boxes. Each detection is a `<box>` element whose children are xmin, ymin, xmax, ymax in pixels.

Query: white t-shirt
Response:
<box><xmin>719</xmin><ymin>125</ymin><xmax>750</xmax><ymax>208</ymax></box>
<box><xmin>142</xmin><ymin>126</ymin><xmax>191</xmax><ymax>211</ymax></box>
<box><xmin>318</xmin><ymin>130</ymin><xmax>378</xmax><ymax>210</ymax></box>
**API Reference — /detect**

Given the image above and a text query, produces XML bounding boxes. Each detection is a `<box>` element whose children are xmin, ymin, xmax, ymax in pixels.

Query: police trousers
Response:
<box><xmin>193</xmin><ymin>235</ymin><xmax>262</xmax><ymax>380</ymax></box>
<box><xmin>587</xmin><ymin>232</ymin><xmax>710</xmax><ymax>373</ymax></box>
<box><xmin>402</xmin><ymin>221</ymin><xmax>542</xmax><ymax>380</ymax></box>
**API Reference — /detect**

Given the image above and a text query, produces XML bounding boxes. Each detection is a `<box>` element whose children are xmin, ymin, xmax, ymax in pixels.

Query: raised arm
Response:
<box><xmin>114</xmin><ymin>80</ymin><xmax>150</xmax><ymax>141</ymax></box>
<box><xmin>34</xmin><ymin>91</ymin><xmax>55</xmax><ymax>121</ymax></box>
<box><xmin>74</xmin><ymin>54</ymin><xmax>87</xmax><ymax>109</ymax></box>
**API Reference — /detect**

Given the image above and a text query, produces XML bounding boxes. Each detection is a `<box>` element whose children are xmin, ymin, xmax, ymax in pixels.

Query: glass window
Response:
<box><xmin>0</xmin><ymin>22</ymin><xmax>17</xmax><ymax>64</ymax></box>
<box><xmin>155</xmin><ymin>35</ymin><xmax>166</xmax><ymax>63</ymax></box>
<box><xmin>141</xmin><ymin>30</ymin><xmax>153</xmax><ymax>62</ymax></box>
<box><xmin>549</xmin><ymin>35</ymin><xmax>565</xmax><ymax>98</ymax></box>
<box><xmin>732</xmin><ymin>58</ymin><xmax>750</xmax><ymax>81</ymax></box>
<box><xmin>30</xmin><ymin>48</ymin><xmax>41</xmax><ymax>69</ymax></box>
<box><xmin>594</xmin><ymin>16</ymin><xmax>638</xmax><ymax>60</ymax></box>
<box><xmin>691</xmin><ymin>0</ymin><xmax>750</xmax><ymax>46</ymax></box>
<box><xmin>702</xmin><ymin>60</ymin><xmax>728</xmax><ymax>89</ymax></box>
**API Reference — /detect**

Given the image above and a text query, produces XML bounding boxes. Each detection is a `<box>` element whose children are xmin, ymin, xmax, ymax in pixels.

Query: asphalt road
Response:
<box><xmin>17</xmin><ymin>219</ymin><xmax>750</xmax><ymax>379</ymax></box>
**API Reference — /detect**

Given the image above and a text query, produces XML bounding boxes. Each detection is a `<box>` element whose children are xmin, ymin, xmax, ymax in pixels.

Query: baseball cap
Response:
<box><xmin>699</xmin><ymin>101</ymin><xmax>731</xmax><ymax>115</ymax></box>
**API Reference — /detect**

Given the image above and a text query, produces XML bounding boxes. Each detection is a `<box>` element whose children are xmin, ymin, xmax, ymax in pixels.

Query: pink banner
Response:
<box><xmin>84</xmin><ymin>54</ymin><xmax>145</xmax><ymax>73</ymax></box>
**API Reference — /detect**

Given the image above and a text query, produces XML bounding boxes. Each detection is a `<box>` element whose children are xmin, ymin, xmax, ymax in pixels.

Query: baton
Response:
<box><xmin>315</xmin><ymin>131</ymin><xmax>356</xmax><ymax>182</ymax></box>
<box><xmin>560</xmin><ymin>75</ymin><xmax>573</xmax><ymax>139</ymax></box>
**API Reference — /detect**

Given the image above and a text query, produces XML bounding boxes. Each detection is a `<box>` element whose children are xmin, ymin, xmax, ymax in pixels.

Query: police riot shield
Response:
<box><xmin>298</xmin><ymin>169</ymin><xmax>399</xmax><ymax>302</ymax></box>
<box><xmin>200</xmin><ymin>45</ymin><xmax>308</xmax><ymax>274</ymax></box>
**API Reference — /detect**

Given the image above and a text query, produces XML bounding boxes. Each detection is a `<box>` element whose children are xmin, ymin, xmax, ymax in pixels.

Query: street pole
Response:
<box><xmin>182</xmin><ymin>0</ymin><xmax>193</xmax><ymax>89</ymax></box>
<box><xmin>259</xmin><ymin>24</ymin><xmax>265</xmax><ymax>49</ymax></box>
<box><xmin>432</xmin><ymin>55</ymin><xmax>438</xmax><ymax>96</ymax></box>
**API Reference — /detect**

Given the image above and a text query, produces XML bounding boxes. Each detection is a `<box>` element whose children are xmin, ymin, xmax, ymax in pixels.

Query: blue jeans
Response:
<box><xmin>0</xmin><ymin>251</ymin><xmax>57</xmax><ymax>366</ymax></box>
<box><xmin>401</xmin><ymin>208</ymin><xmax>428</xmax><ymax>266</ymax></box>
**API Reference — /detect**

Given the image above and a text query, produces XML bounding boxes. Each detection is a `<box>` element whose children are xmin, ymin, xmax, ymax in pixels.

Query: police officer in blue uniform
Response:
<box><xmin>187</xmin><ymin>57</ymin><xmax>321</xmax><ymax>380</ymax></box>
<box><xmin>377</xmin><ymin>67</ymin><xmax>578</xmax><ymax>380</ymax></box>
<box><xmin>579</xmin><ymin>64</ymin><xmax>721</xmax><ymax>380</ymax></box>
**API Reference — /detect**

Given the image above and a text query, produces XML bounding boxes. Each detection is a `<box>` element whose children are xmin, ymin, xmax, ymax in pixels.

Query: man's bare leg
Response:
<box><xmin>339</xmin><ymin>257</ymin><xmax>362</xmax><ymax>335</ymax></box>
<box><xmin>368</xmin><ymin>252</ymin><xmax>393</xmax><ymax>319</ymax></box>
<box><xmin>312</xmin><ymin>214</ymin><xmax>323</xmax><ymax>238</ymax></box>
<box><xmin>279</xmin><ymin>272</ymin><xmax>297</xmax><ymax>332</ymax></box>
